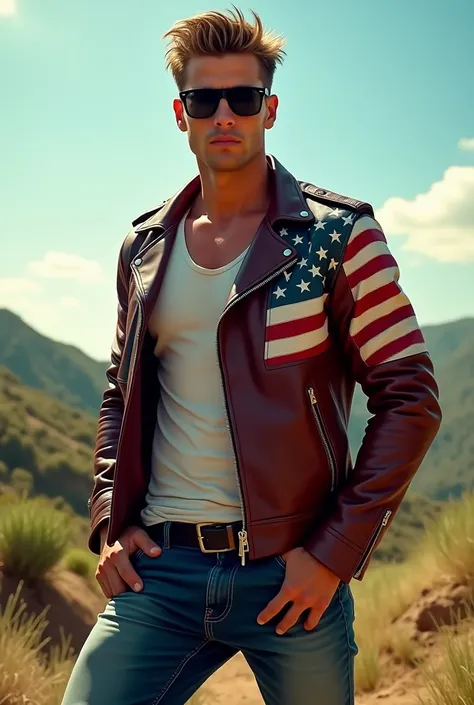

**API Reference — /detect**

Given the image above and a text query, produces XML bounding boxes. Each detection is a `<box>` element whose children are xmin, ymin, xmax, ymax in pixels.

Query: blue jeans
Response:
<box><xmin>61</xmin><ymin>535</ymin><xmax>357</xmax><ymax>705</ymax></box>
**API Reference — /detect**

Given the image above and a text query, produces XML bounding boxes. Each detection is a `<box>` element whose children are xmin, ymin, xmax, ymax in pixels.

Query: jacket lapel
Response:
<box><xmin>130</xmin><ymin>156</ymin><xmax>315</xmax><ymax>316</ymax></box>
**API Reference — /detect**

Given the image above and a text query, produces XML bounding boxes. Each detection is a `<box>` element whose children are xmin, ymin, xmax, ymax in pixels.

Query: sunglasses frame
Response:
<box><xmin>179</xmin><ymin>86</ymin><xmax>270</xmax><ymax>119</ymax></box>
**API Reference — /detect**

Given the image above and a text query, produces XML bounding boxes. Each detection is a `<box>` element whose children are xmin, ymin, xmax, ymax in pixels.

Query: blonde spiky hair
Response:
<box><xmin>163</xmin><ymin>7</ymin><xmax>286</xmax><ymax>90</ymax></box>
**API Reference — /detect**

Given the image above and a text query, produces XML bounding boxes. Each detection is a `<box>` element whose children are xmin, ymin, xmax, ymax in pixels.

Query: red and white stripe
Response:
<box><xmin>343</xmin><ymin>216</ymin><xmax>427</xmax><ymax>366</ymax></box>
<box><xmin>265</xmin><ymin>295</ymin><xmax>329</xmax><ymax>366</ymax></box>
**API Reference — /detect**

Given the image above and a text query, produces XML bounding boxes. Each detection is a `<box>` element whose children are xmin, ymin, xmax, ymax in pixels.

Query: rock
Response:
<box><xmin>415</xmin><ymin>584</ymin><xmax>472</xmax><ymax>632</ymax></box>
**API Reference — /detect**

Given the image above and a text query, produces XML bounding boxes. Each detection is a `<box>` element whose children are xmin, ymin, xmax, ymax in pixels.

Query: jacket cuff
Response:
<box><xmin>88</xmin><ymin>491</ymin><xmax>113</xmax><ymax>554</ymax></box>
<box><xmin>304</xmin><ymin>527</ymin><xmax>364</xmax><ymax>584</ymax></box>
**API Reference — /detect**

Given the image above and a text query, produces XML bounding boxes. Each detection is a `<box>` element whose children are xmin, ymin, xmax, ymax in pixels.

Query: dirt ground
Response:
<box><xmin>203</xmin><ymin>651</ymin><xmax>428</xmax><ymax>705</ymax></box>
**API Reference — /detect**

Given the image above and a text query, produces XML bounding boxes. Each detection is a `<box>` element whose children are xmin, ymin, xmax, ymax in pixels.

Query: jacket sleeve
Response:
<box><xmin>303</xmin><ymin>215</ymin><xmax>442</xmax><ymax>582</ymax></box>
<box><xmin>87</xmin><ymin>232</ymin><xmax>132</xmax><ymax>554</ymax></box>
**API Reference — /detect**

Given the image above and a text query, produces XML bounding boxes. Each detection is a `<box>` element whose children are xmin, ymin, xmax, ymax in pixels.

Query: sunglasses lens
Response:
<box><xmin>182</xmin><ymin>87</ymin><xmax>264</xmax><ymax>118</ymax></box>
<box><xmin>184</xmin><ymin>89</ymin><xmax>219</xmax><ymax>119</ymax></box>
<box><xmin>227</xmin><ymin>87</ymin><xmax>263</xmax><ymax>116</ymax></box>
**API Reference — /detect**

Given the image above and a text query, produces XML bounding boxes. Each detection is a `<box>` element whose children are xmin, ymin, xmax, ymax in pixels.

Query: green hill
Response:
<box><xmin>349</xmin><ymin>317</ymin><xmax>474</xmax><ymax>501</ymax></box>
<box><xmin>0</xmin><ymin>364</ymin><xmax>95</xmax><ymax>515</ymax></box>
<box><xmin>0</xmin><ymin>309</ymin><xmax>108</xmax><ymax>414</ymax></box>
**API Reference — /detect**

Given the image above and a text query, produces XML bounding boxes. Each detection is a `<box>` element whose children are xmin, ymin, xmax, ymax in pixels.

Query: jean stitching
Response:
<box><xmin>150</xmin><ymin>639</ymin><xmax>209</xmax><ymax>705</ymax></box>
<box><xmin>134</xmin><ymin>548</ymin><xmax>144</xmax><ymax>561</ymax></box>
<box><xmin>337</xmin><ymin>585</ymin><xmax>355</xmax><ymax>705</ymax></box>
<box><xmin>163</xmin><ymin>521</ymin><xmax>171</xmax><ymax>549</ymax></box>
<box><xmin>208</xmin><ymin>563</ymin><xmax>239</xmax><ymax>623</ymax></box>
<box><xmin>204</xmin><ymin>563</ymin><xmax>219</xmax><ymax>639</ymax></box>
<box><xmin>274</xmin><ymin>556</ymin><xmax>286</xmax><ymax>570</ymax></box>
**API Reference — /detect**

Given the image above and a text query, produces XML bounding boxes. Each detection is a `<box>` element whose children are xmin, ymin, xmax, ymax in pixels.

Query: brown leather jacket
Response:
<box><xmin>88</xmin><ymin>156</ymin><xmax>441</xmax><ymax>583</ymax></box>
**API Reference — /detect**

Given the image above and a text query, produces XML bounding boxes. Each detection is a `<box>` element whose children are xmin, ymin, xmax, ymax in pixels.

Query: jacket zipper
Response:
<box><xmin>353</xmin><ymin>509</ymin><xmax>392</xmax><ymax>579</ymax></box>
<box><xmin>216</xmin><ymin>255</ymin><xmax>297</xmax><ymax>566</ymax></box>
<box><xmin>307</xmin><ymin>387</ymin><xmax>337</xmax><ymax>492</ymax></box>
<box><xmin>107</xmin><ymin>265</ymin><xmax>144</xmax><ymax>546</ymax></box>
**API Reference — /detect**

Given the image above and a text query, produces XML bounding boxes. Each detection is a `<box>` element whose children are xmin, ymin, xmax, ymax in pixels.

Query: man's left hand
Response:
<box><xmin>257</xmin><ymin>547</ymin><xmax>340</xmax><ymax>635</ymax></box>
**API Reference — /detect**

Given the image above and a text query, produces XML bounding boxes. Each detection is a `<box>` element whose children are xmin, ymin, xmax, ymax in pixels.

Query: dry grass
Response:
<box><xmin>352</xmin><ymin>492</ymin><xmax>474</xmax><ymax>694</ymax></box>
<box><xmin>417</xmin><ymin>611</ymin><xmax>474</xmax><ymax>704</ymax></box>
<box><xmin>0</xmin><ymin>580</ymin><xmax>74</xmax><ymax>705</ymax></box>
<box><xmin>388</xmin><ymin>625</ymin><xmax>420</xmax><ymax>667</ymax></box>
<box><xmin>354</xmin><ymin>635</ymin><xmax>382</xmax><ymax>693</ymax></box>
<box><xmin>419</xmin><ymin>493</ymin><xmax>474</xmax><ymax>585</ymax></box>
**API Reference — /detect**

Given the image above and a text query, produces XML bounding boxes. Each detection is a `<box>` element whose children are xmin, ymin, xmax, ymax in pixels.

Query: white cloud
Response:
<box><xmin>27</xmin><ymin>252</ymin><xmax>103</xmax><ymax>284</ymax></box>
<box><xmin>458</xmin><ymin>137</ymin><xmax>474</xmax><ymax>152</ymax></box>
<box><xmin>0</xmin><ymin>0</ymin><xmax>16</xmax><ymax>16</ymax></box>
<box><xmin>375</xmin><ymin>166</ymin><xmax>474</xmax><ymax>263</ymax></box>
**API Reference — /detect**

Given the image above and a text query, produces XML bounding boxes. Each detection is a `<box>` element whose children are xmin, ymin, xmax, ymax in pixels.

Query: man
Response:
<box><xmin>61</xmin><ymin>8</ymin><xmax>441</xmax><ymax>705</ymax></box>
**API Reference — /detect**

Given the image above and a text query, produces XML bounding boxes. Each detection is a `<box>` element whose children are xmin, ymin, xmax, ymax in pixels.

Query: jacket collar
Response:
<box><xmin>134</xmin><ymin>155</ymin><xmax>314</xmax><ymax>233</ymax></box>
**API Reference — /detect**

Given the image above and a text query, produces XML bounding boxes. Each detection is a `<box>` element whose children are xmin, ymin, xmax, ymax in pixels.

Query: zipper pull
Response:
<box><xmin>238</xmin><ymin>530</ymin><xmax>249</xmax><ymax>566</ymax></box>
<box><xmin>308</xmin><ymin>387</ymin><xmax>317</xmax><ymax>405</ymax></box>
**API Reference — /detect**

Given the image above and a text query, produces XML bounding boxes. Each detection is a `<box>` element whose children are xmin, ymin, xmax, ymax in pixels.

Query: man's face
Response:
<box><xmin>173</xmin><ymin>53</ymin><xmax>278</xmax><ymax>172</ymax></box>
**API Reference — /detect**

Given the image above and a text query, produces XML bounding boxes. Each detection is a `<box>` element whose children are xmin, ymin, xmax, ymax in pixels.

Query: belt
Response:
<box><xmin>146</xmin><ymin>521</ymin><xmax>244</xmax><ymax>555</ymax></box>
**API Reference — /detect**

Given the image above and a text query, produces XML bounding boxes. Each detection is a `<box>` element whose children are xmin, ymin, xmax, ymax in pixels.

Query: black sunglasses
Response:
<box><xmin>179</xmin><ymin>86</ymin><xmax>269</xmax><ymax>119</ymax></box>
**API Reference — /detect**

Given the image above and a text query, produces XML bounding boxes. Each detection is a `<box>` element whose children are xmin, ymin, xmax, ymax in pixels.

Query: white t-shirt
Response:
<box><xmin>141</xmin><ymin>213</ymin><xmax>251</xmax><ymax>526</ymax></box>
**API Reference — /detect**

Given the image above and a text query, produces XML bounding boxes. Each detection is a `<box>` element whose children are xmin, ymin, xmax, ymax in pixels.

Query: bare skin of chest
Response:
<box><xmin>184</xmin><ymin>211</ymin><xmax>265</xmax><ymax>269</ymax></box>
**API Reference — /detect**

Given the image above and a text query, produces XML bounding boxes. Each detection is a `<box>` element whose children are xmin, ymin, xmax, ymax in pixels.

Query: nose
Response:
<box><xmin>213</xmin><ymin>98</ymin><xmax>236</xmax><ymax>127</ymax></box>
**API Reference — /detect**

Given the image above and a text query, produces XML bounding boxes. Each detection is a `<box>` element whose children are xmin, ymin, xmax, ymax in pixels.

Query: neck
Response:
<box><xmin>194</xmin><ymin>152</ymin><xmax>269</xmax><ymax>222</ymax></box>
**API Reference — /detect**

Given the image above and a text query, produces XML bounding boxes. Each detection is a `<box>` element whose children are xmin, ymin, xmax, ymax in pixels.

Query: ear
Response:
<box><xmin>264</xmin><ymin>94</ymin><xmax>279</xmax><ymax>130</ymax></box>
<box><xmin>173</xmin><ymin>98</ymin><xmax>188</xmax><ymax>133</ymax></box>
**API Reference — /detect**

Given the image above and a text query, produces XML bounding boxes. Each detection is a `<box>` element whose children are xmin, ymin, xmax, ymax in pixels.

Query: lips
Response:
<box><xmin>210</xmin><ymin>137</ymin><xmax>241</xmax><ymax>144</ymax></box>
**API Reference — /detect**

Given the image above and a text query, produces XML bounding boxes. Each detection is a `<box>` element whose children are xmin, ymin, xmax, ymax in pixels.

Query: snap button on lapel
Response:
<box><xmin>299</xmin><ymin>210</ymin><xmax>309</xmax><ymax>217</ymax></box>
<box><xmin>134</xmin><ymin>258</ymin><xmax>143</xmax><ymax>266</ymax></box>
<box><xmin>283</xmin><ymin>248</ymin><xmax>292</xmax><ymax>256</ymax></box>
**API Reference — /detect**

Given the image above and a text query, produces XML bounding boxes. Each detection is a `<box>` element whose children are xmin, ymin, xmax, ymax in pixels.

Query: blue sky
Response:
<box><xmin>1</xmin><ymin>0</ymin><xmax>473</xmax><ymax>361</ymax></box>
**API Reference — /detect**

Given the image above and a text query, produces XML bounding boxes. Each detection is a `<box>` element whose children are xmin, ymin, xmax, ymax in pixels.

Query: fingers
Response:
<box><xmin>96</xmin><ymin>570</ymin><xmax>112</xmax><ymax>599</ymax></box>
<box><xmin>275</xmin><ymin>603</ymin><xmax>306</xmax><ymax>635</ymax></box>
<box><xmin>304</xmin><ymin>606</ymin><xmax>323</xmax><ymax>631</ymax></box>
<box><xmin>114</xmin><ymin>552</ymin><xmax>144</xmax><ymax>592</ymax></box>
<box><xmin>129</xmin><ymin>527</ymin><xmax>162</xmax><ymax>558</ymax></box>
<box><xmin>257</xmin><ymin>587</ymin><xmax>288</xmax><ymax>626</ymax></box>
<box><xmin>96</xmin><ymin>550</ymin><xmax>145</xmax><ymax>597</ymax></box>
<box><xmin>257</xmin><ymin>582</ymin><xmax>324</xmax><ymax>635</ymax></box>
<box><xmin>96</xmin><ymin>526</ymin><xmax>161</xmax><ymax>599</ymax></box>
<box><xmin>96</xmin><ymin>565</ymin><xmax>127</xmax><ymax>599</ymax></box>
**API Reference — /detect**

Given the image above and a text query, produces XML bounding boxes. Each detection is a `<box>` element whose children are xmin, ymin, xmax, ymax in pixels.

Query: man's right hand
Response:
<box><xmin>95</xmin><ymin>524</ymin><xmax>161</xmax><ymax>598</ymax></box>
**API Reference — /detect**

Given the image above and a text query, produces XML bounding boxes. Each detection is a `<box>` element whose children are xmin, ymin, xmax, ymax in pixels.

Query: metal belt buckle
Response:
<box><xmin>196</xmin><ymin>523</ymin><xmax>236</xmax><ymax>553</ymax></box>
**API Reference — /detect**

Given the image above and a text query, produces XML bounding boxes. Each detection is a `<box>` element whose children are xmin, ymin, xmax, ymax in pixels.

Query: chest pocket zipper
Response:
<box><xmin>307</xmin><ymin>387</ymin><xmax>337</xmax><ymax>492</ymax></box>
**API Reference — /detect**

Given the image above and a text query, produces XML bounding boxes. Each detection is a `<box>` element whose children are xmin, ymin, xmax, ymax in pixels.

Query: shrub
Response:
<box><xmin>10</xmin><ymin>467</ymin><xmax>34</xmax><ymax>496</ymax></box>
<box><xmin>63</xmin><ymin>548</ymin><xmax>97</xmax><ymax>579</ymax></box>
<box><xmin>0</xmin><ymin>498</ymin><xmax>72</xmax><ymax>580</ymax></box>
<box><xmin>0</xmin><ymin>580</ymin><xmax>75</xmax><ymax>705</ymax></box>
<box><xmin>0</xmin><ymin>459</ymin><xmax>8</xmax><ymax>477</ymax></box>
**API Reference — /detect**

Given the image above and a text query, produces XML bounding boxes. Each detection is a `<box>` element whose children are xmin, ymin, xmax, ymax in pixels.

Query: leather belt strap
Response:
<box><xmin>145</xmin><ymin>521</ymin><xmax>243</xmax><ymax>553</ymax></box>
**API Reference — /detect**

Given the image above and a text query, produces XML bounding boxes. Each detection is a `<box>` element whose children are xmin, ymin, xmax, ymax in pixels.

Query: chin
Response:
<box><xmin>205</xmin><ymin>153</ymin><xmax>251</xmax><ymax>172</ymax></box>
